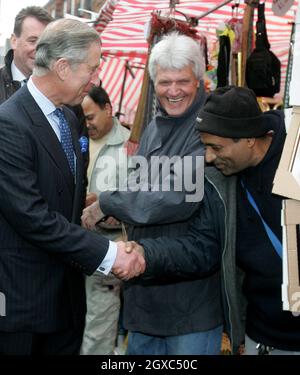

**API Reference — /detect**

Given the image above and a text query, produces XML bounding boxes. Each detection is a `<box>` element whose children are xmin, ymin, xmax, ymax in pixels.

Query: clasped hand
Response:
<box><xmin>81</xmin><ymin>196</ymin><xmax>145</xmax><ymax>280</ymax></box>
<box><xmin>81</xmin><ymin>200</ymin><xmax>104</xmax><ymax>230</ymax></box>
<box><xmin>113</xmin><ymin>241</ymin><xmax>146</xmax><ymax>281</ymax></box>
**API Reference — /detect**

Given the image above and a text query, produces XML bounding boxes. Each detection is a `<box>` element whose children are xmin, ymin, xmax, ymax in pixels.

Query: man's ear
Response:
<box><xmin>105</xmin><ymin>103</ymin><xmax>112</xmax><ymax>117</ymax></box>
<box><xmin>54</xmin><ymin>58</ymin><xmax>70</xmax><ymax>81</ymax></box>
<box><xmin>10</xmin><ymin>33</ymin><xmax>17</xmax><ymax>50</ymax></box>
<box><xmin>247</xmin><ymin>138</ymin><xmax>256</xmax><ymax>148</ymax></box>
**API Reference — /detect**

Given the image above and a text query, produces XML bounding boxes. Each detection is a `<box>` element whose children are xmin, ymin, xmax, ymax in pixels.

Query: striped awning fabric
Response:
<box><xmin>97</xmin><ymin>0</ymin><xmax>298</xmax><ymax>125</ymax></box>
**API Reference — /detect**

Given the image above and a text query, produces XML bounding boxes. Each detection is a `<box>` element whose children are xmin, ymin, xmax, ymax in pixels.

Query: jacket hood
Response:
<box><xmin>260</xmin><ymin>110</ymin><xmax>286</xmax><ymax>165</ymax></box>
<box><xmin>240</xmin><ymin>109</ymin><xmax>286</xmax><ymax>192</ymax></box>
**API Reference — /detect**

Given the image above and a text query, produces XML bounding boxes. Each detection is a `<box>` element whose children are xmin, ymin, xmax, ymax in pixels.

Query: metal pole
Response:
<box><xmin>283</xmin><ymin>21</ymin><xmax>295</xmax><ymax>109</ymax></box>
<box><xmin>116</xmin><ymin>60</ymin><xmax>129</xmax><ymax>119</ymax></box>
<box><xmin>196</xmin><ymin>0</ymin><xmax>234</xmax><ymax>20</ymax></box>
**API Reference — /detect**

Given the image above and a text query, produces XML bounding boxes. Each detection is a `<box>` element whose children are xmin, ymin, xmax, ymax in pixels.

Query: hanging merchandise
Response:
<box><xmin>214</xmin><ymin>2</ymin><xmax>242</xmax><ymax>89</ymax></box>
<box><xmin>245</xmin><ymin>2</ymin><xmax>281</xmax><ymax>97</ymax></box>
<box><xmin>228</xmin><ymin>2</ymin><xmax>243</xmax><ymax>86</ymax></box>
<box><xmin>228</xmin><ymin>2</ymin><xmax>243</xmax><ymax>54</ymax></box>
<box><xmin>216</xmin><ymin>23</ymin><xmax>233</xmax><ymax>87</ymax></box>
<box><xmin>207</xmin><ymin>20</ymin><xmax>236</xmax><ymax>90</ymax></box>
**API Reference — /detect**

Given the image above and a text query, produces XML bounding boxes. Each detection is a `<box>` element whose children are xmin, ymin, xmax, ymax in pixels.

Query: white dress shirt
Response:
<box><xmin>11</xmin><ymin>60</ymin><xmax>27</xmax><ymax>85</ymax></box>
<box><xmin>26</xmin><ymin>78</ymin><xmax>117</xmax><ymax>275</ymax></box>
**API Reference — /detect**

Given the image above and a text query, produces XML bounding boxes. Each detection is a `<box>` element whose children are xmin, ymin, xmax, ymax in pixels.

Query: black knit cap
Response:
<box><xmin>197</xmin><ymin>86</ymin><xmax>268</xmax><ymax>138</ymax></box>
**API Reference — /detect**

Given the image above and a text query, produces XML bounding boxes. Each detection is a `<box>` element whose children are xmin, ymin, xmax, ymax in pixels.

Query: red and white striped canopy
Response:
<box><xmin>97</xmin><ymin>0</ymin><xmax>297</xmax><ymax>125</ymax></box>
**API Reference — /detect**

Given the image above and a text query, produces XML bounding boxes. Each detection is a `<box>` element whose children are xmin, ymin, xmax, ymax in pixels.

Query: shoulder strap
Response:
<box><xmin>241</xmin><ymin>180</ymin><xmax>282</xmax><ymax>258</ymax></box>
<box><xmin>255</xmin><ymin>3</ymin><xmax>270</xmax><ymax>50</ymax></box>
<box><xmin>257</xmin><ymin>2</ymin><xmax>266</xmax><ymax>22</ymax></box>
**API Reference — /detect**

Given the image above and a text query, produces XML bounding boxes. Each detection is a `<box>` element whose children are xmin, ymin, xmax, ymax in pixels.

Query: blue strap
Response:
<box><xmin>241</xmin><ymin>180</ymin><xmax>282</xmax><ymax>259</ymax></box>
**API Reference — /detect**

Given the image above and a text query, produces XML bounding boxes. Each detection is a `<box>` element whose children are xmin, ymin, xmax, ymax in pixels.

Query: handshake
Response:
<box><xmin>113</xmin><ymin>241</ymin><xmax>146</xmax><ymax>281</ymax></box>
<box><xmin>81</xmin><ymin>195</ymin><xmax>146</xmax><ymax>281</ymax></box>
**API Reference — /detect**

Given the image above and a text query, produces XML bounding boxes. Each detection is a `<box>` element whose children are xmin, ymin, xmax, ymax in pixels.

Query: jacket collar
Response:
<box><xmin>4</xmin><ymin>49</ymin><xmax>14</xmax><ymax>77</ymax></box>
<box><xmin>239</xmin><ymin>110</ymin><xmax>286</xmax><ymax>192</ymax></box>
<box><xmin>105</xmin><ymin>117</ymin><xmax>128</xmax><ymax>146</ymax></box>
<box><xmin>3</xmin><ymin>50</ymin><xmax>20</xmax><ymax>88</ymax></box>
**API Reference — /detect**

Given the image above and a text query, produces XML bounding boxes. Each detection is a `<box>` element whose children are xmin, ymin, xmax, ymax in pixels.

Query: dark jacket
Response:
<box><xmin>0</xmin><ymin>50</ymin><xmax>89</xmax><ymax>190</ymax></box>
<box><xmin>100</xmin><ymin>87</ymin><xmax>223</xmax><ymax>336</ymax></box>
<box><xmin>140</xmin><ymin>110</ymin><xmax>300</xmax><ymax>352</ymax></box>
<box><xmin>0</xmin><ymin>50</ymin><xmax>88</xmax><ymax>154</ymax></box>
<box><xmin>0</xmin><ymin>50</ymin><xmax>21</xmax><ymax>105</ymax></box>
<box><xmin>236</xmin><ymin>110</ymin><xmax>300</xmax><ymax>351</ymax></box>
<box><xmin>140</xmin><ymin>167</ymin><xmax>245</xmax><ymax>352</ymax></box>
<box><xmin>0</xmin><ymin>86</ymin><xmax>109</xmax><ymax>333</ymax></box>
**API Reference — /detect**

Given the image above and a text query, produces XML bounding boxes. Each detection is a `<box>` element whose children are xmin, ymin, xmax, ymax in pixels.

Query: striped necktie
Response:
<box><xmin>53</xmin><ymin>108</ymin><xmax>75</xmax><ymax>176</ymax></box>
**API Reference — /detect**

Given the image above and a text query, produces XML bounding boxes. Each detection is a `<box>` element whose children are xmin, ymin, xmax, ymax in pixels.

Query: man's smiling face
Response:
<box><xmin>154</xmin><ymin>64</ymin><xmax>199</xmax><ymax>116</ymax></box>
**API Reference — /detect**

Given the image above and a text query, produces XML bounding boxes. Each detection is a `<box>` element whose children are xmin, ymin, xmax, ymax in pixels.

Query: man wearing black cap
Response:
<box><xmin>129</xmin><ymin>86</ymin><xmax>300</xmax><ymax>354</ymax></box>
<box><xmin>198</xmin><ymin>86</ymin><xmax>300</xmax><ymax>354</ymax></box>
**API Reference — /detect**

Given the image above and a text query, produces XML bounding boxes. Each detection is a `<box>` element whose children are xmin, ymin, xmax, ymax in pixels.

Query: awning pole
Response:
<box><xmin>196</xmin><ymin>0</ymin><xmax>234</xmax><ymax>20</ymax></box>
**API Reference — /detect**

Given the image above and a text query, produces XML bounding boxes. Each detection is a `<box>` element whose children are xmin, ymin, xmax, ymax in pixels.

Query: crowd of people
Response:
<box><xmin>0</xmin><ymin>6</ymin><xmax>299</xmax><ymax>356</ymax></box>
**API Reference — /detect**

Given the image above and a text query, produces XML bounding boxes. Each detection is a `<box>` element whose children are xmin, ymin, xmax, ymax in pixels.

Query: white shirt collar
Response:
<box><xmin>27</xmin><ymin>77</ymin><xmax>56</xmax><ymax>117</ymax></box>
<box><xmin>11</xmin><ymin>60</ymin><xmax>27</xmax><ymax>82</ymax></box>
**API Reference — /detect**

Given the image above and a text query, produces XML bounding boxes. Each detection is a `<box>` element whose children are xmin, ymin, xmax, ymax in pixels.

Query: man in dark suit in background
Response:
<box><xmin>0</xmin><ymin>6</ymin><xmax>53</xmax><ymax>104</ymax></box>
<box><xmin>0</xmin><ymin>18</ymin><xmax>144</xmax><ymax>355</ymax></box>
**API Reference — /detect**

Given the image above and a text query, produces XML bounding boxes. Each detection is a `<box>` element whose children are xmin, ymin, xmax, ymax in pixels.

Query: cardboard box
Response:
<box><xmin>282</xmin><ymin>199</ymin><xmax>300</xmax><ymax>312</ymax></box>
<box><xmin>273</xmin><ymin>106</ymin><xmax>300</xmax><ymax>201</ymax></box>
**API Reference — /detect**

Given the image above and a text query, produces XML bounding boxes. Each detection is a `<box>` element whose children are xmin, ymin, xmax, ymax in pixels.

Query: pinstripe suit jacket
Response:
<box><xmin>0</xmin><ymin>86</ymin><xmax>109</xmax><ymax>333</ymax></box>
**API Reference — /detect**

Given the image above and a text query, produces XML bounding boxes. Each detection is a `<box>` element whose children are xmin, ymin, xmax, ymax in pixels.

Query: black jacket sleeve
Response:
<box><xmin>139</xmin><ymin>181</ymin><xmax>224</xmax><ymax>281</ymax></box>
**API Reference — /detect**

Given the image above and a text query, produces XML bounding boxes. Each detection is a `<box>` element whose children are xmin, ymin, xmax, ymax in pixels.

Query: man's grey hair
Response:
<box><xmin>34</xmin><ymin>19</ymin><xmax>101</xmax><ymax>76</ymax></box>
<box><xmin>148</xmin><ymin>32</ymin><xmax>205</xmax><ymax>82</ymax></box>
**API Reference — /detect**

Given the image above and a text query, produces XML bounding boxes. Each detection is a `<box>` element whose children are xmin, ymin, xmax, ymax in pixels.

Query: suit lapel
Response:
<box><xmin>20</xmin><ymin>87</ymin><xmax>74</xmax><ymax>194</ymax></box>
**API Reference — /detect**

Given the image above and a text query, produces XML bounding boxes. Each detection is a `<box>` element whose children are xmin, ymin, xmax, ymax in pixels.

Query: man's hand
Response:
<box><xmin>85</xmin><ymin>192</ymin><xmax>98</xmax><ymax>207</ymax></box>
<box><xmin>124</xmin><ymin>241</ymin><xmax>145</xmax><ymax>257</ymax></box>
<box><xmin>81</xmin><ymin>201</ymin><xmax>104</xmax><ymax>230</ymax></box>
<box><xmin>97</xmin><ymin>216</ymin><xmax>121</xmax><ymax>229</ymax></box>
<box><xmin>104</xmin><ymin>216</ymin><xmax>120</xmax><ymax>226</ymax></box>
<box><xmin>112</xmin><ymin>241</ymin><xmax>146</xmax><ymax>280</ymax></box>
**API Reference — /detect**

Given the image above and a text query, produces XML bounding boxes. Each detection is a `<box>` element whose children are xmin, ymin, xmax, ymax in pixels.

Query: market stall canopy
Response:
<box><xmin>97</xmin><ymin>0</ymin><xmax>298</xmax><ymax>125</ymax></box>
